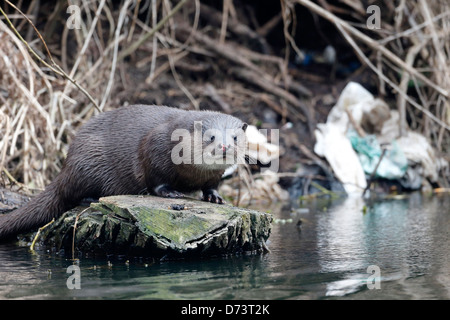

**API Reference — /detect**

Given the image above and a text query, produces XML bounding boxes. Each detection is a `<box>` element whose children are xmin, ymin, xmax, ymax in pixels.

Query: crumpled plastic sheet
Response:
<box><xmin>314</xmin><ymin>81</ymin><xmax>446</xmax><ymax>195</ymax></box>
<box><xmin>348</xmin><ymin>130</ymin><xmax>408</xmax><ymax>180</ymax></box>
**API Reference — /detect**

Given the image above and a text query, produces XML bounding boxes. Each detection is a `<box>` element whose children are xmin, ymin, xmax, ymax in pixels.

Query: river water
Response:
<box><xmin>0</xmin><ymin>192</ymin><xmax>449</xmax><ymax>299</ymax></box>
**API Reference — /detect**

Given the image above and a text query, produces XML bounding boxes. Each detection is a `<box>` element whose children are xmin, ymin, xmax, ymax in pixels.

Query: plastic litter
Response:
<box><xmin>347</xmin><ymin>130</ymin><xmax>408</xmax><ymax>180</ymax></box>
<box><xmin>314</xmin><ymin>81</ymin><xmax>447</xmax><ymax>195</ymax></box>
<box><xmin>314</xmin><ymin>123</ymin><xmax>367</xmax><ymax>194</ymax></box>
<box><xmin>245</xmin><ymin>124</ymin><xmax>280</xmax><ymax>170</ymax></box>
<box><xmin>223</xmin><ymin>124</ymin><xmax>280</xmax><ymax>178</ymax></box>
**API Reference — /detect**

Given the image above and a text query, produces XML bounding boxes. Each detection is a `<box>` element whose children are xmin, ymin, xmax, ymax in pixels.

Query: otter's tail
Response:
<box><xmin>0</xmin><ymin>178</ymin><xmax>77</xmax><ymax>241</ymax></box>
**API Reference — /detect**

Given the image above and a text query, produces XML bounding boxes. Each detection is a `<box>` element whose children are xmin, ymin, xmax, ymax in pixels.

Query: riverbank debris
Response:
<box><xmin>314</xmin><ymin>82</ymin><xmax>448</xmax><ymax>196</ymax></box>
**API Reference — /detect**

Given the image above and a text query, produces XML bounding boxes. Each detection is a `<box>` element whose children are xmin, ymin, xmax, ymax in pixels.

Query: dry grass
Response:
<box><xmin>0</xmin><ymin>1</ymin><xmax>113</xmax><ymax>191</ymax></box>
<box><xmin>0</xmin><ymin>0</ymin><xmax>449</xmax><ymax>194</ymax></box>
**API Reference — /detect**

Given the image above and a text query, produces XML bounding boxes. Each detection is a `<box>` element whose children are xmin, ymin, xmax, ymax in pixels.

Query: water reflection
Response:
<box><xmin>312</xmin><ymin>193</ymin><xmax>450</xmax><ymax>298</ymax></box>
<box><xmin>317</xmin><ymin>196</ymin><xmax>368</xmax><ymax>273</ymax></box>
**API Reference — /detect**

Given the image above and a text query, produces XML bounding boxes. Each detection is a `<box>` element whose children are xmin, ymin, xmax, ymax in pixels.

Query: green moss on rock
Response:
<box><xmin>40</xmin><ymin>195</ymin><xmax>272</xmax><ymax>258</ymax></box>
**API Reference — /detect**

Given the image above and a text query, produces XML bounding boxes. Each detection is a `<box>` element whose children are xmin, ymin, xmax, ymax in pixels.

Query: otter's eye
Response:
<box><xmin>210</xmin><ymin>136</ymin><xmax>215</xmax><ymax>142</ymax></box>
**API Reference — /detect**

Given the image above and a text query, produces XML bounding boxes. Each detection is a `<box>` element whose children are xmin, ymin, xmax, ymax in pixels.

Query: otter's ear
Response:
<box><xmin>241</xmin><ymin>123</ymin><xmax>248</xmax><ymax>132</ymax></box>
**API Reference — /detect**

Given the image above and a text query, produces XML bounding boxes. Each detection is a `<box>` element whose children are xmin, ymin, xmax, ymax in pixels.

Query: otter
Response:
<box><xmin>0</xmin><ymin>105</ymin><xmax>248</xmax><ymax>240</ymax></box>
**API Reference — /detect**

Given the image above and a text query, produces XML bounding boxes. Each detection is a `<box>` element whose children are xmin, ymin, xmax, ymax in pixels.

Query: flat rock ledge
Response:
<box><xmin>39</xmin><ymin>195</ymin><xmax>272</xmax><ymax>258</ymax></box>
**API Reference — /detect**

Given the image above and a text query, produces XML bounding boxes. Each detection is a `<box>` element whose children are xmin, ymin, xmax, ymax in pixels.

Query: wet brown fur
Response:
<box><xmin>0</xmin><ymin>105</ymin><xmax>246</xmax><ymax>240</ymax></box>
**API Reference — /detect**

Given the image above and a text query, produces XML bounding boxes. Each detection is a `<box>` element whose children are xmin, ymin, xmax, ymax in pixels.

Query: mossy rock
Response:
<box><xmin>40</xmin><ymin>195</ymin><xmax>272</xmax><ymax>258</ymax></box>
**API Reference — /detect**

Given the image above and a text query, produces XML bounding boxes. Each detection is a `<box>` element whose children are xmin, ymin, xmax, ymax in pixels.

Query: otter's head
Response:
<box><xmin>193</xmin><ymin>113</ymin><xmax>247</xmax><ymax>170</ymax></box>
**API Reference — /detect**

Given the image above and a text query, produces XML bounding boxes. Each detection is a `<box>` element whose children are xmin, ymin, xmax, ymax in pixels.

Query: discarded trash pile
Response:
<box><xmin>314</xmin><ymin>82</ymin><xmax>448</xmax><ymax>196</ymax></box>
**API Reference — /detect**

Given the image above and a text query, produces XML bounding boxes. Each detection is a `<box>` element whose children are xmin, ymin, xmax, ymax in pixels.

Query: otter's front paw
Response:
<box><xmin>154</xmin><ymin>184</ymin><xmax>185</xmax><ymax>198</ymax></box>
<box><xmin>202</xmin><ymin>189</ymin><xmax>225</xmax><ymax>204</ymax></box>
